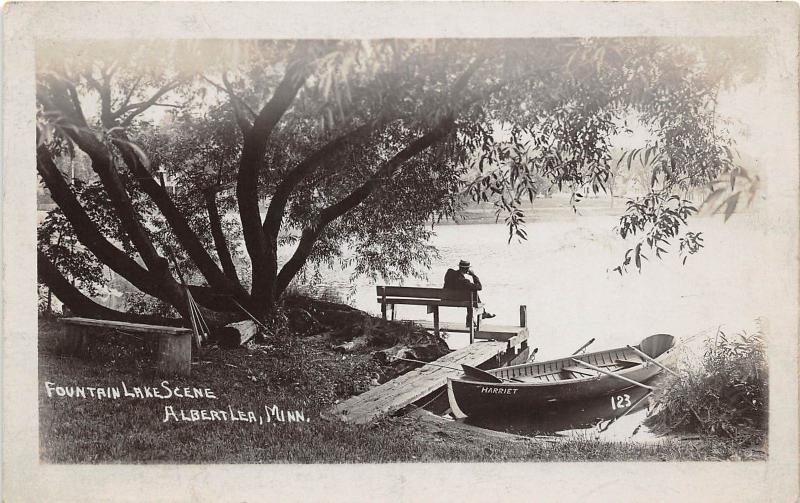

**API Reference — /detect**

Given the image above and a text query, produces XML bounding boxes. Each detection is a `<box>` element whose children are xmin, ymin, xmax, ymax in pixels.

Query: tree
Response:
<box><xmin>36</xmin><ymin>38</ymin><xmax>762</xmax><ymax>324</ymax></box>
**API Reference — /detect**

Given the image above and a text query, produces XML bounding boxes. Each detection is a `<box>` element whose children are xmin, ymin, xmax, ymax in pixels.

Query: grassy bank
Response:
<box><xmin>646</xmin><ymin>328</ymin><xmax>768</xmax><ymax>450</ymax></box>
<box><xmin>38</xmin><ymin>317</ymin><xmax>765</xmax><ymax>463</ymax></box>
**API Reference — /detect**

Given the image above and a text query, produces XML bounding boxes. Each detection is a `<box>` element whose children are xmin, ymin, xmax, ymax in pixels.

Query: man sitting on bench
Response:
<box><xmin>443</xmin><ymin>259</ymin><xmax>496</xmax><ymax>325</ymax></box>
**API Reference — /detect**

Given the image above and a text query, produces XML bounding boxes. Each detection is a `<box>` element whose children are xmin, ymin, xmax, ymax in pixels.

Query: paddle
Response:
<box><xmin>571</xmin><ymin>338</ymin><xmax>596</xmax><ymax>355</ymax></box>
<box><xmin>569</xmin><ymin>358</ymin><xmax>654</xmax><ymax>391</ymax></box>
<box><xmin>626</xmin><ymin>345</ymin><xmax>679</xmax><ymax>377</ymax></box>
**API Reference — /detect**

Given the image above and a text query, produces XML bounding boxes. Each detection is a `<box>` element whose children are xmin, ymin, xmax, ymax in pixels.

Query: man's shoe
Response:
<box><xmin>481</xmin><ymin>312</ymin><xmax>496</xmax><ymax>319</ymax></box>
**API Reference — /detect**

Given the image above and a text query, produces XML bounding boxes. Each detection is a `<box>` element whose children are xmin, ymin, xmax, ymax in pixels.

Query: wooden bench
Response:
<box><xmin>376</xmin><ymin>286</ymin><xmax>484</xmax><ymax>343</ymax></box>
<box><xmin>58</xmin><ymin>317</ymin><xmax>193</xmax><ymax>376</ymax></box>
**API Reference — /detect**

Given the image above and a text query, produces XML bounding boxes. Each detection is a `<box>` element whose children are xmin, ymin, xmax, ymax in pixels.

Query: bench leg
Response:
<box><xmin>467</xmin><ymin>307</ymin><xmax>475</xmax><ymax>344</ymax></box>
<box><xmin>156</xmin><ymin>333</ymin><xmax>191</xmax><ymax>376</ymax></box>
<box><xmin>56</xmin><ymin>325</ymin><xmax>88</xmax><ymax>356</ymax></box>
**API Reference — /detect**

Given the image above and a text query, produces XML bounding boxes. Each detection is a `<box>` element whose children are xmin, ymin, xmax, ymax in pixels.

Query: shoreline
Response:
<box><xmin>37</xmin><ymin>314</ymin><xmax>766</xmax><ymax>463</ymax></box>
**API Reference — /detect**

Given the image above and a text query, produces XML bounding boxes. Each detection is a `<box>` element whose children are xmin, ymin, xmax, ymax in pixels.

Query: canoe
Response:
<box><xmin>447</xmin><ymin>333</ymin><xmax>676</xmax><ymax>419</ymax></box>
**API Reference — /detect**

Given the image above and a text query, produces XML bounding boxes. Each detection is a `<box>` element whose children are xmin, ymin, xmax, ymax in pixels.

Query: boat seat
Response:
<box><xmin>615</xmin><ymin>358</ymin><xmax>643</xmax><ymax>367</ymax></box>
<box><xmin>560</xmin><ymin>366</ymin><xmax>598</xmax><ymax>377</ymax></box>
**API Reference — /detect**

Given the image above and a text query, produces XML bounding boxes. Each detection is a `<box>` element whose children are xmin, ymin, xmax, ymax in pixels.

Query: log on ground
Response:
<box><xmin>215</xmin><ymin>320</ymin><xmax>259</xmax><ymax>348</ymax></box>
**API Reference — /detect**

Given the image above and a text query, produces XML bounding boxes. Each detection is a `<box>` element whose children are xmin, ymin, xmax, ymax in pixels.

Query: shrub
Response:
<box><xmin>646</xmin><ymin>328</ymin><xmax>767</xmax><ymax>446</ymax></box>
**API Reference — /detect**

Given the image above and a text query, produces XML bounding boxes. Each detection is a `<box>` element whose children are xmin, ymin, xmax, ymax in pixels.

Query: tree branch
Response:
<box><xmin>110</xmin><ymin>134</ymin><xmax>249</xmax><ymax>301</ymax></box>
<box><xmin>275</xmin><ymin>118</ymin><xmax>456</xmax><ymax>294</ymax></box>
<box><xmin>114</xmin><ymin>80</ymin><xmax>181</xmax><ymax>126</ymax></box>
<box><xmin>273</xmin><ymin>58</ymin><xmax>481</xmax><ymax>295</ymax></box>
<box><xmin>84</xmin><ymin>69</ymin><xmax>113</xmax><ymax>127</ymax></box>
<box><xmin>41</xmin><ymin>84</ymin><xmax>175</xmax><ymax>285</ymax></box>
<box><xmin>262</xmin><ymin>120</ymin><xmax>378</xmax><ymax>238</ymax></box>
<box><xmin>41</xmin><ymin>74</ymin><xmax>88</xmax><ymax>128</ymax></box>
<box><xmin>200</xmin><ymin>74</ymin><xmax>255</xmax><ymax>135</ymax></box>
<box><xmin>238</xmin><ymin>51</ymin><xmax>313</xmax><ymax>310</ymax></box>
<box><xmin>118</xmin><ymin>75</ymin><xmax>143</xmax><ymax>112</ymax></box>
<box><xmin>37</xmin><ymin>142</ymin><xmax>170</xmax><ymax>300</ymax></box>
<box><xmin>38</xmin><ymin>250</ymin><xmax>185</xmax><ymax>326</ymax></box>
<box><xmin>204</xmin><ymin>189</ymin><xmax>241</xmax><ymax>286</ymax></box>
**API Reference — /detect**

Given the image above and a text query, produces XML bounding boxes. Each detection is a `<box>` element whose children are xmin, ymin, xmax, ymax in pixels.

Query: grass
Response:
<box><xmin>645</xmin><ymin>328</ymin><xmax>768</xmax><ymax>450</ymax></box>
<box><xmin>38</xmin><ymin>318</ymin><xmax>765</xmax><ymax>463</ymax></box>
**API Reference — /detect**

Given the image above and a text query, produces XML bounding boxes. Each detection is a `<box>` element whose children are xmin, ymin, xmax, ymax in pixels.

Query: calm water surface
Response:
<box><xmin>288</xmin><ymin>211</ymin><xmax>769</xmax><ymax>439</ymax></box>
<box><xmin>299</xmin><ymin>213</ymin><xmax>768</xmax><ymax>357</ymax></box>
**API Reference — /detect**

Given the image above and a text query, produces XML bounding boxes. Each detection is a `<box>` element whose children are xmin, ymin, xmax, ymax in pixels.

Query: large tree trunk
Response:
<box><xmin>237</xmin><ymin>57</ymin><xmax>312</xmax><ymax>316</ymax></box>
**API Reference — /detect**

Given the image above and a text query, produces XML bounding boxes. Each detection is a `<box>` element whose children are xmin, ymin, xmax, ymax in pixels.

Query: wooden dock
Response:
<box><xmin>413</xmin><ymin>320</ymin><xmax>528</xmax><ymax>342</ymax></box>
<box><xmin>325</xmin><ymin>334</ymin><xmax>529</xmax><ymax>424</ymax></box>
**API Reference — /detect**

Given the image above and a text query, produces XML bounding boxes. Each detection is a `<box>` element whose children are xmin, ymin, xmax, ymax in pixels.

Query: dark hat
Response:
<box><xmin>458</xmin><ymin>259</ymin><xmax>471</xmax><ymax>269</ymax></box>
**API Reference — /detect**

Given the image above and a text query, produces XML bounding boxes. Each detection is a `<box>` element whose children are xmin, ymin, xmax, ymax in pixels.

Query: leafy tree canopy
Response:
<box><xmin>35</xmin><ymin>37</ymin><xmax>763</xmax><ymax>322</ymax></box>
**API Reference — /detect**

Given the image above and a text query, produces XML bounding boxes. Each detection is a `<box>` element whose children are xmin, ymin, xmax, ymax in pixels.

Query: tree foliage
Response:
<box><xmin>35</xmin><ymin>38</ymin><xmax>762</xmax><ymax>323</ymax></box>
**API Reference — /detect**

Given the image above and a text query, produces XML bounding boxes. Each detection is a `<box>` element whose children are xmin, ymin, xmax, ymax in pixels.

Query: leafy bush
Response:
<box><xmin>646</xmin><ymin>329</ymin><xmax>767</xmax><ymax>446</ymax></box>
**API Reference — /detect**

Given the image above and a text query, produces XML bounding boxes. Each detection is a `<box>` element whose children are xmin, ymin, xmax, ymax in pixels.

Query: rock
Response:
<box><xmin>332</xmin><ymin>334</ymin><xmax>370</xmax><ymax>353</ymax></box>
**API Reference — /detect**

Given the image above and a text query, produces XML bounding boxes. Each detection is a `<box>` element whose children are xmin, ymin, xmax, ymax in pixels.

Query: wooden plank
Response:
<box><xmin>376</xmin><ymin>298</ymin><xmax>479</xmax><ymax>308</ymax></box>
<box><xmin>504</xmin><ymin>331</ymin><xmax>529</xmax><ymax>348</ymax></box>
<box><xmin>561</xmin><ymin>365</ymin><xmax>597</xmax><ymax>376</ymax></box>
<box><xmin>377</xmin><ymin>286</ymin><xmax>448</xmax><ymax>298</ymax></box>
<box><xmin>413</xmin><ymin>320</ymin><xmax>527</xmax><ymax>341</ymax></box>
<box><xmin>327</xmin><ymin>340</ymin><xmax>510</xmax><ymax>424</ymax></box>
<box><xmin>376</xmin><ymin>298</ymin><xmax>483</xmax><ymax>308</ymax></box>
<box><xmin>616</xmin><ymin>358</ymin><xmax>644</xmax><ymax>366</ymax></box>
<box><xmin>61</xmin><ymin>317</ymin><xmax>191</xmax><ymax>336</ymax></box>
<box><xmin>376</xmin><ymin>286</ymin><xmax>482</xmax><ymax>302</ymax></box>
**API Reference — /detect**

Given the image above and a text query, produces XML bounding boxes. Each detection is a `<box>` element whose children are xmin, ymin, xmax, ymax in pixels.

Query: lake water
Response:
<box><xmin>293</xmin><ymin>209</ymin><xmax>769</xmax><ymax>440</ymax></box>
<box><xmin>303</xmin><ymin>211</ymin><xmax>769</xmax><ymax>359</ymax></box>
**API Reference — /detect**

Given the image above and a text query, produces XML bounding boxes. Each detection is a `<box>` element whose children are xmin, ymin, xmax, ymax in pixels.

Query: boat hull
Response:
<box><xmin>447</xmin><ymin>333</ymin><xmax>676</xmax><ymax>419</ymax></box>
<box><xmin>448</xmin><ymin>364</ymin><xmax>662</xmax><ymax>418</ymax></box>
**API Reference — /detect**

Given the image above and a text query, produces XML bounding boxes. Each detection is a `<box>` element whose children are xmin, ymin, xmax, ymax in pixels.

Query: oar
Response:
<box><xmin>626</xmin><ymin>345</ymin><xmax>679</xmax><ymax>377</ymax></box>
<box><xmin>570</xmin><ymin>358</ymin><xmax>654</xmax><ymax>391</ymax></box>
<box><xmin>231</xmin><ymin>298</ymin><xmax>269</xmax><ymax>332</ymax></box>
<box><xmin>571</xmin><ymin>338</ymin><xmax>596</xmax><ymax>355</ymax></box>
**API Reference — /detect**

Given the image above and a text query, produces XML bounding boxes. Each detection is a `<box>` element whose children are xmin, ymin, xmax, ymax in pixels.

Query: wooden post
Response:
<box><xmin>467</xmin><ymin>306</ymin><xmax>475</xmax><ymax>344</ymax></box>
<box><xmin>432</xmin><ymin>306</ymin><xmax>440</xmax><ymax>336</ymax></box>
<box><xmin>391</xmin><ymin>303</ymin><xmax>396</xmax><ymax>321</ymax></box>
<box><xmin>379</xmin><ymin>287</ymin><xmax>387</xmax><ymax>320</ymax></box>
<box><xmin>519</xmin><ymin>305</ymin><xmax>527</xmax><ymax>328</ymax></box>
<box><xmin>156</xmin><ymin>332</ymin><xmax>191</xmax><ymax>376</ymax></box>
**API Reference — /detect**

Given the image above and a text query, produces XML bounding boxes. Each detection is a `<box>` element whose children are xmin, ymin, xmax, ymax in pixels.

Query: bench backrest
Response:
<box><xmin>61</xmin><ymin>317</ymin><xmax>191</xmax><ymax>336</ymax></box>
<box><xmin>376</xmin><ymin>286</ymin><xmax>479</xmax><ymax>306</ymax></box>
